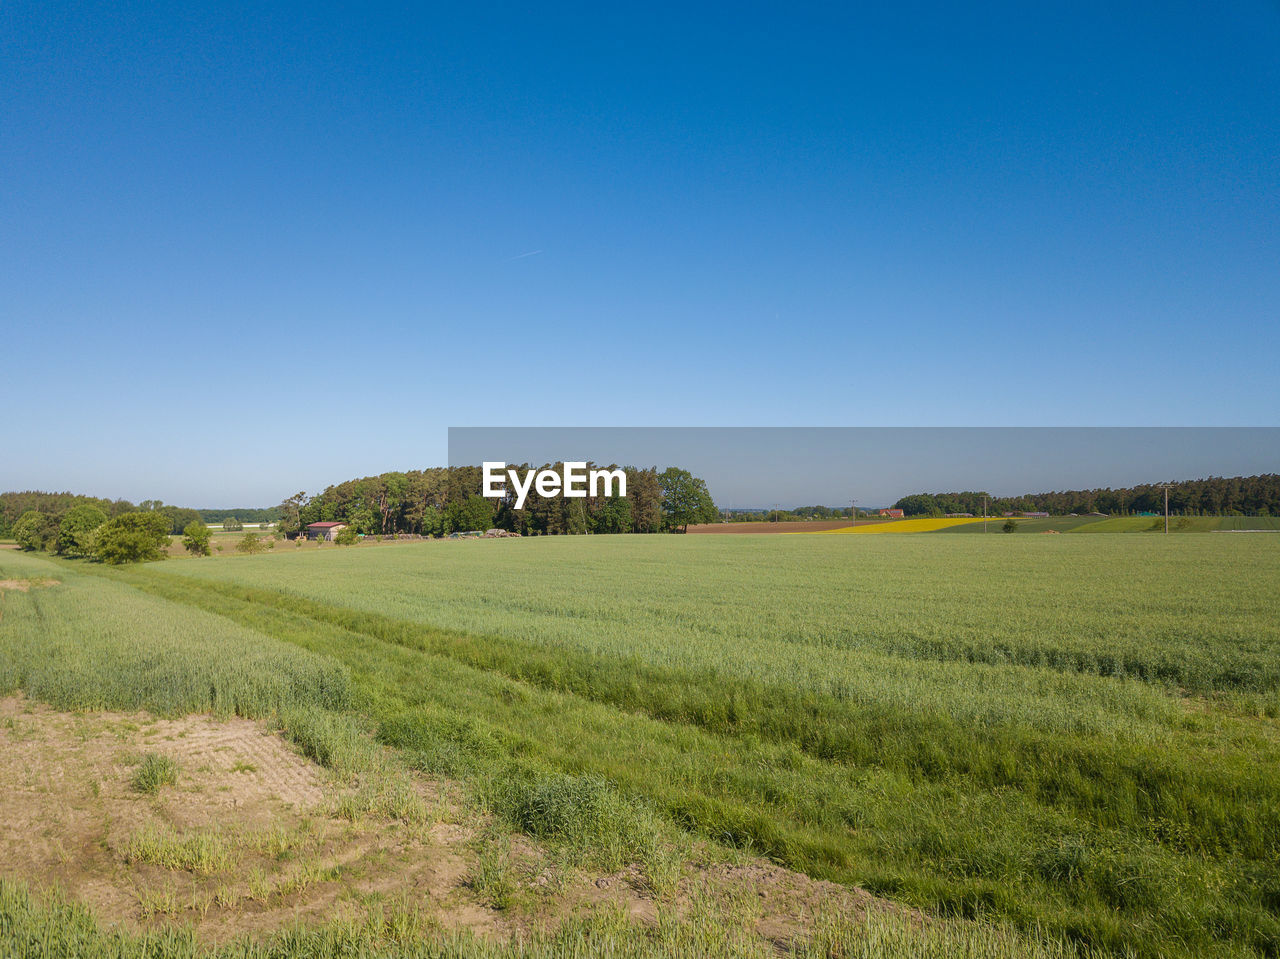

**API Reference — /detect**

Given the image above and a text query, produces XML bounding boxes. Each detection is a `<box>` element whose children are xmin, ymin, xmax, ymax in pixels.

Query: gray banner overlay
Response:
<box><xmin>448</xmin><ymin>427</ymin><xmax>1280</xmax><ymax>509</ymax></box>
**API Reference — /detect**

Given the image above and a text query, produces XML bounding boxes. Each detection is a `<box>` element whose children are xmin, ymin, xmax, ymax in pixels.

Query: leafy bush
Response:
<box><xmin>57</xmin><ymin>505</ymin><xmax>107</xmax><ymax>556</ymax></box>
<box><xmin>236</xmin><ymin>533</ymin><xmax>264</xmax><ymax>554</ymax></box>
<box><xmin>182</xmin><ymin>521</ymin><xmax>212</xmax><ymax>556</ymax></box>
<box><xmin>334</xmin><ymin>527</ymin><xmax>359</xmax><ymax>546</ymax></box>
<box><xmin>12</xmin><ymin>511</ymin><xmax>57</xmax><ymax>552</ymax></box>
<box><xmin>92</xmin><ymin>512</ymin><xmax>170</xmax><ymax>564</ymax></box>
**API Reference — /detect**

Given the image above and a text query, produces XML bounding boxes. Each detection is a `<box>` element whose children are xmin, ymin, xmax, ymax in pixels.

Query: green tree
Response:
<box><xmin>420</xmin><ymin>505</ymin><xmax>445</xmax><ymax>538</ymax></box>
<box><xmin>236</xmin><ymin>533</ymin><xmax>265</xmax><ymax>553</ymax></box>
<box><xmin>1003</xmin><ymin>518</ymin><xmax>1019</xmax><ymax>533</ymax></box>
<box><xmin>334</xmin><ymin>526</ymin><xmax>359</xmax><ymax>545</ymax></box>
<box><xmin>13</xmin><ymin>511</ymin><xmax>57</xmax><ymax>551</ymax></box>
<box><xmin>658</xmin><ymin>468</ymin><xmax>718</xmax><ymax>533</ymax></box>
<box><xmin>222</xmin><ymin>516</ymin><xmax>243</xmax><ymax>532</ymax></box>
<box><xmin>182</xmin><ymin>521</ymin><xmax>212</xmax><ymax>556</ymax></box>
<box><xmin>163</xmin><ymin>507</ymin><xmax>202</xmax><ymax>535</ymax></box>
<box><xmin>57</xmin><ymin>505</ymin><xmax>107</xmax><ymax>556</ymax></box>
<box><xmin>628</xmin><ymin>468</ymin><xmax>663</xmax><ymax>533</ymax></box>
<box><xmin>593</xmin><ymin>496</ymin><xmax>633</xmax><ymax>534</ymax></box>
<box><xmin>346</xmin><ymin>503</ymin><xmax>377</xmax><ymax>535</ymax></box>
<box><xmin>93</xmin><ymin>512</ymin><xmax>171</xmax><ymax>564</ymax></box>
<box><xmin>276</xmin><ymin>492</ymin><xmax>308</xmax><ymax>538</ymax></box>
<box><xmin>445</xmin><ymin>495</ymin><xmax>495</xmax><ymax>533</ymax></box>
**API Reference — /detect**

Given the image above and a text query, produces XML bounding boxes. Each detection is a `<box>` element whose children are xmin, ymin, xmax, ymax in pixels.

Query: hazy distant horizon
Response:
<box><xmin>449</xmin><ymin>427</ymin><xmax>1280</xmax><ymax>511</ymax></box>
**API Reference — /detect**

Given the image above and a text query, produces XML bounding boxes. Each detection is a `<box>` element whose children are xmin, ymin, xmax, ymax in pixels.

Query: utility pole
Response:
<box><xmin>851</xmin><ymin>498</ymin><xmax>857</xmax><ymax>528</ymax></box>
<box><xmin>983</xmin><ymin>494</ymin><xmax>988</xmax><ymax>532</ymax></box>
<box><xmin>1158</xmin><ymin>483</ymin><xmax>1174</xmax><ymax>534</ymax></box>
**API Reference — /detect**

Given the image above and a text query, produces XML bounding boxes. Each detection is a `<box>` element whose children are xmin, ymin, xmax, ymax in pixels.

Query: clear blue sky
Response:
<box><xmin>3</xmin><ymin>2</ymin><xmax>1278</xmax><ymax>505</ymax></box>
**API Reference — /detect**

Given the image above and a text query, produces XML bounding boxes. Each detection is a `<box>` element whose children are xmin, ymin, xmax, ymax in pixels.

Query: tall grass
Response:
<box><xmin>0</xmin><ymin>878</ymin><xmax>1109</xmax><ymax>959</ymax></box>
<box><xmin>130</xmin><ymin>753</ymin><xmax>180</xmax><ymax>793</ymax></box>
<box><xmin>0</xmin><ymin>550</ymin><xmax>349</xmax><ymax>717</ymax></box>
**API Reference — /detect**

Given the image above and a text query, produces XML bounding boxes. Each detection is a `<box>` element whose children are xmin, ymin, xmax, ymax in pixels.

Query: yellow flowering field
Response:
<box><xmin>807</xmin><ymin>516</ymin><xmax>994</xmax><ymax>534</ymax></box>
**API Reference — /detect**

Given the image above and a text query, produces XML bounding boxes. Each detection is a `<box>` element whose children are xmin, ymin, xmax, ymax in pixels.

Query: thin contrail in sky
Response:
<box><xmin>507</xmin><ymin>250</ymin><xmax>543</xmax><ymax>261</ymax></box>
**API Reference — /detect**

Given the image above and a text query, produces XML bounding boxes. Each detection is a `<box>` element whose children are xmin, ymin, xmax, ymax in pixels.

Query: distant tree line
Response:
<box><xmin>892</xmin><ymin>474</ymin><xmax>1280</xmax><ymax>517</ymax></box>
<box><xmin>1</xmin><ymin>491</ymin><xmax>131</xmax><ymax>538</ymax></box>
<box><xmin>1</xmin><ymin>492</ymin><xmax>278</xmax><ymax>564</ymax></box>
<box><xmin>0</xmin><ymin>494</ymin><xmax>286</xmax><ymax>540</ymax></box>
<box><xmin>197</xmin><ymin>507</ymin><xmax>280</xmax><ymax>524</ymax></box>
<box><xmin>278</xmin><ymin>465</ymin><xmax>719</xmax><ymax>538</ymax></box>
<box><xmin>727</xmin><ymin>505</ymin><xmax>857</xmax><ymax>523</ymax></box>
<box><xmin>11</xmin><ymin>471</ymin><xmax>1269</xmax><ymax>559</ymax></box>
<box><xmin>0</xmin><ymin>492</ymin><xmax>210</xmax><ymax>538</ymax></box>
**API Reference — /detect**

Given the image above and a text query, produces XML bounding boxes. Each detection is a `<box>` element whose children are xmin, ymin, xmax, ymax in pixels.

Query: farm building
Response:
<box><xmin>305</xmin><ymin>521</ymin><xmax>348</xmax><ymax>541</ymax></box>
<box><xmin>878</xmin><ymin>508</ymin><xmax>905</xmax><ymax>518</ymax></box>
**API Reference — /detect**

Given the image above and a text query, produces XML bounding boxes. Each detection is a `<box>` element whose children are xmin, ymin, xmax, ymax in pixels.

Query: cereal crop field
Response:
<box><xmin>2</xmin><ymin>535</ymin><xmax>1279</xmax><ymax>958</ymax></box>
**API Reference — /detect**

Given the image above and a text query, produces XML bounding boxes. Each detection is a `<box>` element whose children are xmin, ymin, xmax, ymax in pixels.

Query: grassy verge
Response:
<box><xmin>0</xmin><ymin>879</ymin><xmax>1106</xmax><ymax>959</ymax></box>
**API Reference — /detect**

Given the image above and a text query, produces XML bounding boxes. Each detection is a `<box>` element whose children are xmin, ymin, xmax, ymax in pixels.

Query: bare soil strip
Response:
<box><xmin>0</xmin><ymin>578</ymin><xmax>59</xmax><ymax>591</ymax></box>
<box><xmin>0</xmin><ymin>695</ymin><xmax>890</xmax><ymax>948</ymax></box>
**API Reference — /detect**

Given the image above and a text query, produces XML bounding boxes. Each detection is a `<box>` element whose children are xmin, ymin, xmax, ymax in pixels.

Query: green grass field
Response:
<box><xmin>935</xmin><ymin>515</ymin><xmax>1109</xmax><ymax>533</ymax></box>
<box><xmin>1071</xmin><ymin>515</ymin><xmax>1280</xmax><ymax>533</ymax></box>
<box><xmin>3</xmin><ymin>535</ymin><xmax>1280</xmax><ymax>957</ymax></box>
<box><xmin>937</xmin><ymin>515</ymin><xmax>1280</xmax><ymax>534</ymax></box>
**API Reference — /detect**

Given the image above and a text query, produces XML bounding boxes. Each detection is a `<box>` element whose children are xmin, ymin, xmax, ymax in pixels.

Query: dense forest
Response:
<box><xmin>197</xmin><ymin>507</ymin><xmax>280</xmax><ymax>524</ymax></box>
<box><xmin>282</xmin><ymin>464</ymin><xmax>719</xmax><ymax>537</ymax></box>
<box><xmin>892</xmin><ymin>474</ymin><xmax>1280</xmax><ymax>517</ymax></box>
<box><xmin>0</xmin><ymin>492</ymin><xmax>204</xmax><ymax>538</ymax></box>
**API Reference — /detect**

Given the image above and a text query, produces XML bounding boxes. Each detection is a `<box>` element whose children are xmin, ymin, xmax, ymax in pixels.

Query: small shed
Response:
<box><xmin>306</xmin><ymin>521</ymin><xmax>348</xmax><ymax>541</ymax></box>
<box><xmin>878</xmin><ymin>508</ymin><xmax>905</xmax><ymax>518</ymax></box>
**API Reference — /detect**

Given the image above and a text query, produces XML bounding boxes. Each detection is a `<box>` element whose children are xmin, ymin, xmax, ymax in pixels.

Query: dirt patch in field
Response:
<box><xmin>0</xmin><ymin>577</ymin><xmax>58</xmax><ymax>591</ymax></box>
<box><xmin>0</xmin><ymin>694</ymin><xmax>508</xmax><ymax>942</ymax></box>
<box><xmin>0</xmin><ymin>694</ymin><xmax>892</xmax><ymax>949</ymax></box>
